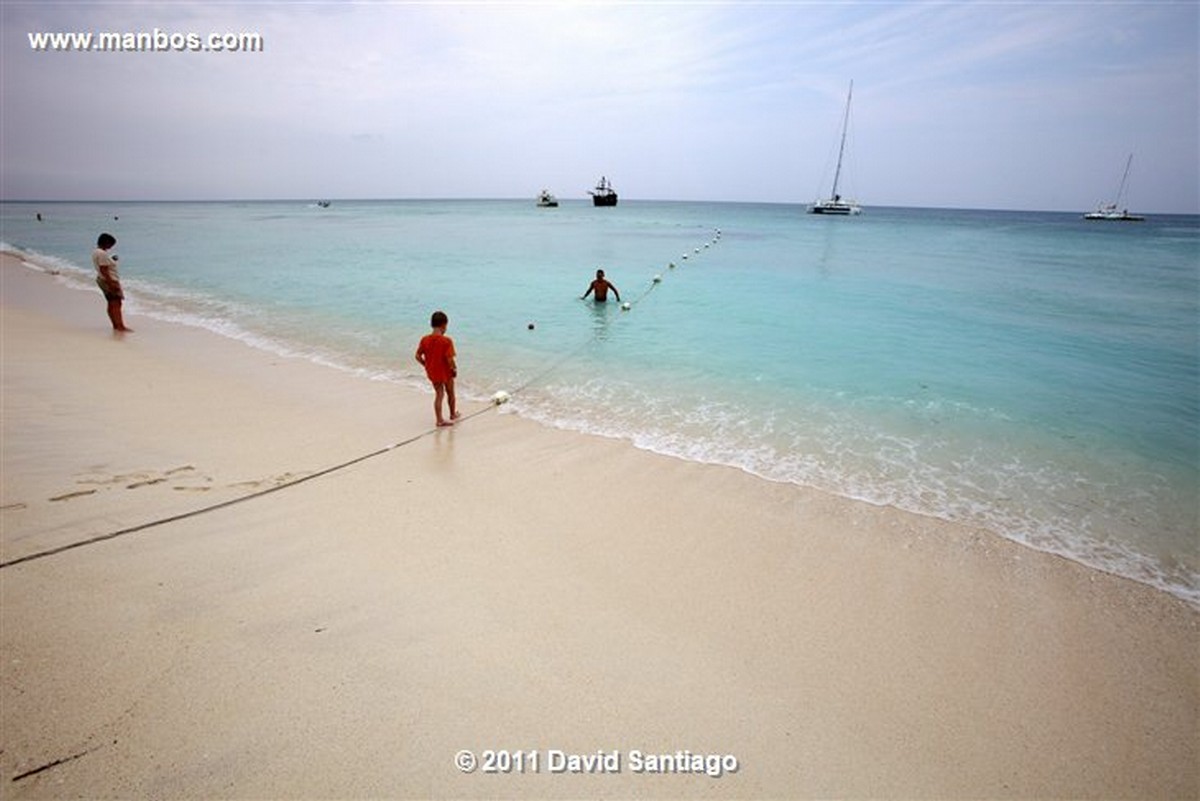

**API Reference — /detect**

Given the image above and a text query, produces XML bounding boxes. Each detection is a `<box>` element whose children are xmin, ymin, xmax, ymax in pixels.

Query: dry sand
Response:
<box><xmin>1</xmin><ymin>252</ymin><xmax>1196</xmax><ymax>799</ymax></box>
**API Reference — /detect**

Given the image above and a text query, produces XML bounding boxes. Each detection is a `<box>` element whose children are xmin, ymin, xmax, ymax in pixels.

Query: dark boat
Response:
<box><xmin>589</xmin><ymin>176</ymin><xmax>618</xmax><ymax>207</ymax></box>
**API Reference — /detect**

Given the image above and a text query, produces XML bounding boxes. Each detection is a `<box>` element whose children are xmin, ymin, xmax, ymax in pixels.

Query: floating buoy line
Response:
<box><xmin>0</xmin><ymin>227</ymin><xmax>725</xmax><ymax>569</ymax></box>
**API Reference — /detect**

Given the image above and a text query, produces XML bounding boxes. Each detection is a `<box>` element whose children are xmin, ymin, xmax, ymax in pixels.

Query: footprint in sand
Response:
<box><xmin>228</xmin><ymin>472</ymin><xmax>311</xmax><ymax>492</ymax></box>
<box><xmin>125</xmin><ymin>477</ymin><xmax>167</xmax><ymax>490</ymax></box>
<box><xmin>49</xmin><ymin>489</ymin><xmax>98</xmax><ymax>502</ymax></box>
<box><xmin>128</xmin><ymin>466</ymin><xmax>210</xmax><ymax>491</ymax></box>
<box><xmin>270</xmin><ymin>472</ymin><xmax>307</xmax><ymax>487</ymax></box>
<box><xmin>52</xmin><ymin>465</ymin><xmax>210</xmax><ymax>502</ymax></box>
<box><xmin>172</xmin><ymin>472</ymin><xmax>213</xmax><ymax>493</ymax></box>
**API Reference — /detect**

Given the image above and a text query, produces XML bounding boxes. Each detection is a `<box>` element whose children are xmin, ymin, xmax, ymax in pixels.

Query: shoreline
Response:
<box><xmin>1</xmin><ymin>252</ymin><xmax>1196</xmax><ymax>797</ymax></box>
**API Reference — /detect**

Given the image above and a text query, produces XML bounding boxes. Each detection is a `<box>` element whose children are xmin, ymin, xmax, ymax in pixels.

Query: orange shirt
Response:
<box><xmin>417</xmin><ymin>332</ymin><xmax>456</xmax><ymax>384</ymax></box>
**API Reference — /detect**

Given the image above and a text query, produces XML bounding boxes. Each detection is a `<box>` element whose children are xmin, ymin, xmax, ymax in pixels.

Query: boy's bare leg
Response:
<box><xmin>447</xmin><ymin>378</ymin><xmax>459</xmax><ymax>420</ymax></box>
<box><xmin>434</xmin><ymin>383</ymin><xmax>453</xmax><ymax>426</ymax></box>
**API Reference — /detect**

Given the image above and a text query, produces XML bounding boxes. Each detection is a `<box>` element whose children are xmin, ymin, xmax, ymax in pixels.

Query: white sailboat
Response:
<box><xmin>1083</xmin><ymin>154</ymin><xmax>1144</xmax><ymax>221</ymax></box>
<box><xmin>808</xmin><ymin>81</ymin><xmax>862</xmax><ymax>216</ymax></box>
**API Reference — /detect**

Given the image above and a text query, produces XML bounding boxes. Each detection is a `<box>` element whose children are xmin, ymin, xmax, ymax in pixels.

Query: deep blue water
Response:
<box><xmin>3</xmin><ymin>199</ymin><xmax>1197</xmax><ymax>605</ymax></box>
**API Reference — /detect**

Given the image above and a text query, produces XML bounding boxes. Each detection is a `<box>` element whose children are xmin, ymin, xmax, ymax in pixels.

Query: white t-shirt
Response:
<box><xmin>92</xmin><ymin>247</ymin><xmax>119</xmax><ymax>282</ymax></box>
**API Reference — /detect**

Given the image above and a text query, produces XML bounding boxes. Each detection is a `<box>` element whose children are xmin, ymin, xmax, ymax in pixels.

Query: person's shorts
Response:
<box><xmin>96</xmin><ymin>277</ymin><xmax>123</xmax><ymax>301</ymax></box>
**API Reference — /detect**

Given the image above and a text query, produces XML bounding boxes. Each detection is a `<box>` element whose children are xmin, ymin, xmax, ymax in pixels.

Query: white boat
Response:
<box><xmin>1084</xmin><ymin>205</ymin><xmax>1144</xmax><ymax>222</ymax></box>
<box><xmin>808</xmin><ymin>81</ymin><xmax>862</xmax><ymax>216</ymax></box>
<box><xmin>1083</xmin><ymin>155</ymin><xmax>1144</xmax><ymax>221</ymax></box>
<box><xmin>536</xmin><ymin>189</ymin><xmax>558</xmax><ymax>208</ymax></box>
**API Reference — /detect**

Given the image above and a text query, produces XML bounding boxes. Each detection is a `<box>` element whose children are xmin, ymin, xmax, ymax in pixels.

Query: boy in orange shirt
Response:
<box><xmin>415</xmin><ymin>310</ymin><xmax>459</xmax><ymax>427</ymax></box>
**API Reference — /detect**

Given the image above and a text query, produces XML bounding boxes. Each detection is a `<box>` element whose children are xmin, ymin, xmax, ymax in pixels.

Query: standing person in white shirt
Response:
<box><xmin>92</xmin><ymin>232</ymin><xmax>132</xmax><ymax>333</ymax></box>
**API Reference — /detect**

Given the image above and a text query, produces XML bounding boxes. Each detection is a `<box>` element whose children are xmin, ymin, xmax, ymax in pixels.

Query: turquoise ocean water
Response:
<box><xmin>2</xmin><ymin>199</ymin><xmax>1197</xmax><ymax>606</ymax></box>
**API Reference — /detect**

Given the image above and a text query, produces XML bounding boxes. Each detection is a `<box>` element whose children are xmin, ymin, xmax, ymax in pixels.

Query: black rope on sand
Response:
<box><xmin>0</xmin><ymin>404</ymin><xmax>496</xmax><ymax>570</ymax></box>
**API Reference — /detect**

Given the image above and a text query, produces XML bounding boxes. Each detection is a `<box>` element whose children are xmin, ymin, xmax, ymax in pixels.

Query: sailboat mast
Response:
<box><xmin>830</xmin><ymin>80</ymin><xmax>853</xmax><ymax>198</ymax></box>
<box><xmin>1115</xmin><ymin>154</ymin><xmax>1133</xmax><ymax>206</ymax></box>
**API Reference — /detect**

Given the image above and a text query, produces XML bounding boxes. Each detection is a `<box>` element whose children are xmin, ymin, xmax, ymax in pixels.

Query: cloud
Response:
<box><xmin>3</xmin><ymin>1</ymin><xmax>1196</xmax><ymax>211</ymax></box>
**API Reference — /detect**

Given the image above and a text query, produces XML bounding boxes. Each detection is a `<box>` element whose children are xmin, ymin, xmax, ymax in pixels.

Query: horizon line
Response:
<box><xmin>2</xmin><ymin>197</ymin><xmax>1196</xmax><ymax>216</ymax></box>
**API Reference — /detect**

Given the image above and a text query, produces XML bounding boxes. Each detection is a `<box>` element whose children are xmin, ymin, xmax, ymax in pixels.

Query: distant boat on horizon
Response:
<box><xmin>1083</xmin><ymin>154</ymin><xmax>1145</xmax><ymax>221</ymax></box>
<box><xmin>589</xmin><ymin>176</ymin><xmax>618</xmax><ymax>207</ymax></box>
<box><xmin>536</xmin><ymin>189</ymin><xmax>558</xmax><ymax>208</ymax></box>
<box><xmin>808</xmin><ymin>81</ymin><xmax>862</xmax><ymax>216</ymax></box>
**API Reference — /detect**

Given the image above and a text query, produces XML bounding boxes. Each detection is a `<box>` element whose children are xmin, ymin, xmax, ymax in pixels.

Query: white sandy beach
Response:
<box><xmin>1</xmin><ymin>251</ymin><xmax>1196</xmax><ymax>799</ymax></box>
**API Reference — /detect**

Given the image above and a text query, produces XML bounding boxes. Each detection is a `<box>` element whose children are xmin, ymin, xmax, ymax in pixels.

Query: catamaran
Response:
<box><xmin>808</xmin><ymin>81</ymin><xmax>862</xmax><ymax>216</ymax></box>
<box><xmin>1083</xmin><ymin>154</ymin><xmax>1145</xmax><ymax>221</ymax></box>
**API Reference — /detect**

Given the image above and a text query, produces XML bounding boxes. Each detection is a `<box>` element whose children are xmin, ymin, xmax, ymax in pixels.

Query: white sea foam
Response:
<box><xmin>511</xmin><ymin>376</ymin><xmax>1200</xmax><ymax>609</ymax></box>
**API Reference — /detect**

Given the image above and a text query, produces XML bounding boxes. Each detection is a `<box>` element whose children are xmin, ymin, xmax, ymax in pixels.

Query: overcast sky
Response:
<box><xmin>2</xmin><ymin>1</ymin><xmax>1197</xmax><ymax>212</ymax></box>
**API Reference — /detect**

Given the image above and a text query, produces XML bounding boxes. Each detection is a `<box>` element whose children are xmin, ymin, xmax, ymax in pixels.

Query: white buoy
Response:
<box><xmin>682</xmin><ymin>254</ymin><xmax>689</xmax><ymax>260</ymax></box>
<box><xmin>492</xmin><ymin>390</ymin><xmax>511</xmax><ymax>406</ymax></box>
<box><xmin>653</xmin><ymin>274</ymin><xmax>662</xmax><ymax>283</ymax></box>
<box><xmin>621</xmin><ymin>302</ymin><xmax>631</xmax><ymax>311</ymax></box>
